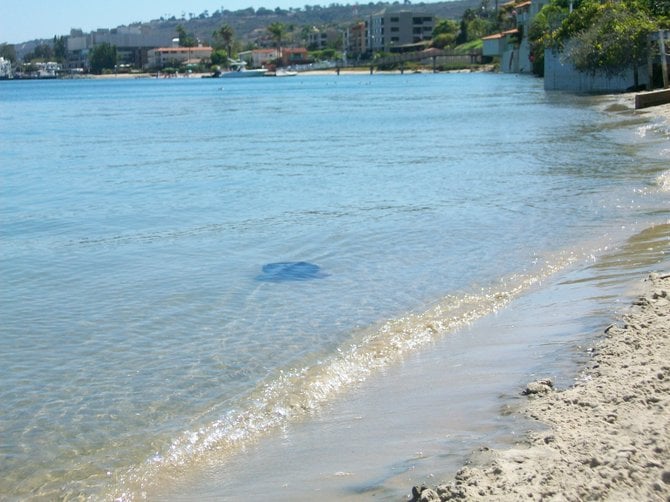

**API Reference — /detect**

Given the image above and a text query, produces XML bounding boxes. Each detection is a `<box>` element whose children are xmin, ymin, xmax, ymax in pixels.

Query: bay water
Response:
<box><xmin>1</xmin><ymin>73</ymin><xmax>668</xmax><ymax>500</ymax></box>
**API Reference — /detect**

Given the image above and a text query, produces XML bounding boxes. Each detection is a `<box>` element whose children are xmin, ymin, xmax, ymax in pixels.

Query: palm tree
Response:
<box><xmin>267</xmin><ymin>22</ymin><xmax>286</xmax><ymax>66</ymax></box>
<box><xmin>214</xmin><ymin>23</ymin><xmax>235</xmax><ymax>59</ymax></box>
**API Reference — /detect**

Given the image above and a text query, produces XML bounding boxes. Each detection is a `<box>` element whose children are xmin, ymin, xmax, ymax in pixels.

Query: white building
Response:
<box><xmin>146</xmin><ymin>46</ymin><xmax>213</xmax><ymax>69</ymax></box>
<box><xmin>238</xmin><ymin>49</ymin><xmax>278</xmax><ymax>68</ymax></box>
<box><xmin>36</xmin><ymin>62</ymin><xmax>61</xmax><ymax>78</ymax></box>
<box><xmin>0</xmin><ymin>57</ymin><xmax>12</xmax><ymax>78</ymax></box>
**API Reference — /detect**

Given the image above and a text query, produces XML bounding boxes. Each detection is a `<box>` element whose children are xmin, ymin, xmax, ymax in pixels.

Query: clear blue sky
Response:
<box><xmin>0</xmin><ymin>0</ymin><xmax>306</xmax><ymax>44</ymax></box>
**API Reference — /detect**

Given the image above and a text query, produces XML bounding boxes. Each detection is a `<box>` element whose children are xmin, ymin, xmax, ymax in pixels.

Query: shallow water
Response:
<box><xmin>0</xmin><ymin>74</ymin><xmax>668</xmax><ymax>500</ymax></box>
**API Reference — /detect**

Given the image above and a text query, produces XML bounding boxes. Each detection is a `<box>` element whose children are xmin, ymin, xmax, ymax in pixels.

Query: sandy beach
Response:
<box><xmin>411</xmin><ymin>272</ymin><xmax>669</xmax><ymax>501</ymax></box>
<box><xmin>409</xmin><ymin>98</ymin><xmax>670</xmax><ymax>502</ymax></box>
<box><xmin>85</xmin><ymin>65</ymin><xmax>493</xmax><ymax>80</ymax></box>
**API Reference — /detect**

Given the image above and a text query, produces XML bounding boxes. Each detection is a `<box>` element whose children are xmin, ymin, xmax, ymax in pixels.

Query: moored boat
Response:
<box><xmin>274</xmin><ymin>69</ymin><xmax>298</xmax><ymax>77</ymax></box>
<box><xmin>219</xmin><ymin>60</ymin><xmax>267</xmax><ymax>78</ymax></box>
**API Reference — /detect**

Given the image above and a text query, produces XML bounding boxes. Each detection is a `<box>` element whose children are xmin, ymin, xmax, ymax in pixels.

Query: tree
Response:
<box><xmin>53</xmin><ymin>35</ymin><xmax>67</xmax><ymax>63</ymax></box>
<box><xmin>24</xmin><ymin>43</ymin><xmax>52</xmax><ymax>62</ymax></box>
<box><xmin>555</xmin><ymin>0</ymin><xmax>657</xmax><ymax>84</ymax></box>
<box><xmin>267</xmin><ymin>22</ymin><xmax>287</xmax><ymax>65</ymax></box>
<box><xmin>467</xmin><ymin>17</ymin><xmax>494</xmax><ymax>40</ymax></box>
<box><xmin>213</xmin><ymin>23</ymin><xmax>235</xmax><ymax>57</ymax></box>
<box><xmin>89</xmin><ymin>42</ymin><xmax>117</xmax><ymax>74</ymax></box>
<box><xmin>643</xmin><ymin>0</ymin><xmax>670</xmax><ymax>24</ymax></box>
<box><xmin>528</xmin><ymin>2</ymin><xmax>569</xmax><ymax>76</ymax></box>
<box><xmin>432</xmin><ymin>19</ymin><xmax>460</xmax><ymax>48</ymax></box>
<box><xmin>0</xmin><ymin>43</ymin><xmax>16</xmax><ymax>63</ymax></box>
<box><xmin>176</xmin><ymin>24</ymin><xmax>197</xmax><ymax>47</ymax></box>
<box><xmin>210</xmin><ymin>48</ymin><xmax>229</xmax><ymax>66</ymax></box>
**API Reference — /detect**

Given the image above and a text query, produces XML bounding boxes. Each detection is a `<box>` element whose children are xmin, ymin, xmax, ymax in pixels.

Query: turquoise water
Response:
<box><xmin>1</xmin><ymin>74</ymin><xmax>668</xmax><ymax>500</ymax></box>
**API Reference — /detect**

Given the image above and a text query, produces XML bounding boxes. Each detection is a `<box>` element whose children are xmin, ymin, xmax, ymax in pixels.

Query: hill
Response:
<box><xmin>145</xmin><ymin>0</ymin><xmax>481</xmax><ymax>45</ymax></box>
<box><xmin>12</xmin><ymin>0</ymin><xmax>481</xmax><ymax>60</ymax></box>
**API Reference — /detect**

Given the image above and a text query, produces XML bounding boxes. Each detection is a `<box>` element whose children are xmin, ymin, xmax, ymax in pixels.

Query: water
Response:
<box><xmin>1</xmin><ymin>73</ymin><xmax>668</xmax><ymax>500</ymax></box>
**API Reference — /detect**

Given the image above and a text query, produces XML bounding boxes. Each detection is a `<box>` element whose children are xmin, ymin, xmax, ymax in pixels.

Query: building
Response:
<box><xmin>346</xmin><ymin>22</ymin><xmax>367</xmax><ymax>59</ymax></box>
<box><xmin>0</xmin><ymin>57</ymin><xmax>12</xmax><ymax>79</ymax></box>
<box><xmin>36</xmin><ymin>62</ymin><xmax>61</xmax><ymax>78</ymax></box>
<box><xmin>281</xmin><ymin>48</ymin><xmax>309</xmax><ymax>66</ymax></box>
<box><xmin>146</xmin><ymin>46</ymin><xmax>213</xmax><ymax>69</ymax></box>
<box><xmin>482</xmin><ymin>0</ymin><xmax>659</xmax><ymax>90</ymax></box>
<box><xmin>67</xmin><ymin>26</ymin><xmax>174</xmax><ymax>70</ymax></box>
<box><xmin>307</xmin><ymin>27</ymin><xmax>341</xmax><ymax>50</ymax></box>
<box><xmin>237</xmin><ymin>48</ymin><xmax>309</xmax><ymax>68</ymax></box>
<box><xmin>365</xmin><ymin>10</ymin><xmax>435</xmax><ymax>54</ymax></box>
<box><xmin>238</xmin><ymin>49</ymin><xmax>278</xmax><ymax>68</ymax></box>
<box><xmin>482</xmin><ymin>0</ymin><xmax>549</xmax><ymax>73</ymax></box>
<box><xmin>482</xmin><ymin>29</ymin><xmax>522</xmax><ymax>72</ymax></box>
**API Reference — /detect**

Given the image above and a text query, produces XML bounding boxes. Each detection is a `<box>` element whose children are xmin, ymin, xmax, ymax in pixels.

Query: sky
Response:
<box><xmin>0</xmin><ymin>0</ymin><xmax>306</xmax><ymax>44</ymax></box>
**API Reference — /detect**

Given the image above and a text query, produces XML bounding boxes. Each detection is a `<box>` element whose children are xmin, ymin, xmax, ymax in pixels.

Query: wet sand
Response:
<box><xmin>412</xmin><ymin>272</ymin><xmax>670</xmax><ymax>501</ymax></box>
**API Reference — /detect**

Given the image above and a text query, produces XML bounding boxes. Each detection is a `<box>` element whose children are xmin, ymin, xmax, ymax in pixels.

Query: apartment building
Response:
<box><xmin>67</xmin><ymin>26</ymin><xmax>173</xmax><ymax>70</ymax></box>
<box><xmin>363</xmin><ymin>10</ymin><xmax>435</xmax><ymax>54</ymax></box>
<box><xmin>346</xmin><ymin>22</ymin><xmax>367</xmax><ymax>58</ymax></box>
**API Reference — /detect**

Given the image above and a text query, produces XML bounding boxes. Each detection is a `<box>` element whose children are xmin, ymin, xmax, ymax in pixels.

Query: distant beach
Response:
<box><xmin>86</xmin><ymin>65</ymin><xmax>496</xmax><ymax>80</ymax></box>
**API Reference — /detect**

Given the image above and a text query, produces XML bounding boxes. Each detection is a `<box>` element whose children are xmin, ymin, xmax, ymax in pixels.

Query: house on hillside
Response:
<box><xmin>482</xmin><ymin>0</ymin><xmax>549</xmax><ymax>73</ymax></box>
<box><xmin>482</xmin><ymin>29</ymin><xmax>522</xmax><ymax>72</ymax></box>
<box><xmin>483</xmin><ymin>0</ymin><xmax>660</xmax><ymax>91</ymax></box>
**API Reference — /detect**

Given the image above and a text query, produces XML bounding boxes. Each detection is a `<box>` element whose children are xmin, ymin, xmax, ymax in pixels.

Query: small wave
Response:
<box><xmin>108</xmin><ymin>251</ymin><xmax>583</xmax><ymax>500</ymax></box>
<box><xmin>637</xmin><ymin>112</ymin><xmax>670</xmax><ymax>141</ymax></box>
<box><xmin>656</xmin><ymin>170</ymin><xmax>670</xmax><ymax>192</ymax></box>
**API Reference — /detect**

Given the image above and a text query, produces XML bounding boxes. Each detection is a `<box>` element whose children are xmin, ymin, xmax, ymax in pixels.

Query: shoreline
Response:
<box><xmin>75</xmin><ymin>65</ymin><xmax>494</xmax><ymax>80</ymax></box>
<box><xmin>411</xmin><ymin>98</ymin><xmax>670</xmax><ymax>501</ymax></box>
<box><xmin>412</xmin><ymin>272</ymin><xmax>670</xmax><ymax>501</ymax></box>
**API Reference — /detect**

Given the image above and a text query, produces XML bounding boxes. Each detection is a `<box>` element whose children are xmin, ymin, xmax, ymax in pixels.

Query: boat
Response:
<box><xmin>274</xmin><ymin>69</ymin><xmax>298</xmax><ymax>77</ymax></box>
<box><xmin>219</xmin><ymin>60</ymin><xmax>268</xmax><ymax>78</ymax></box>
